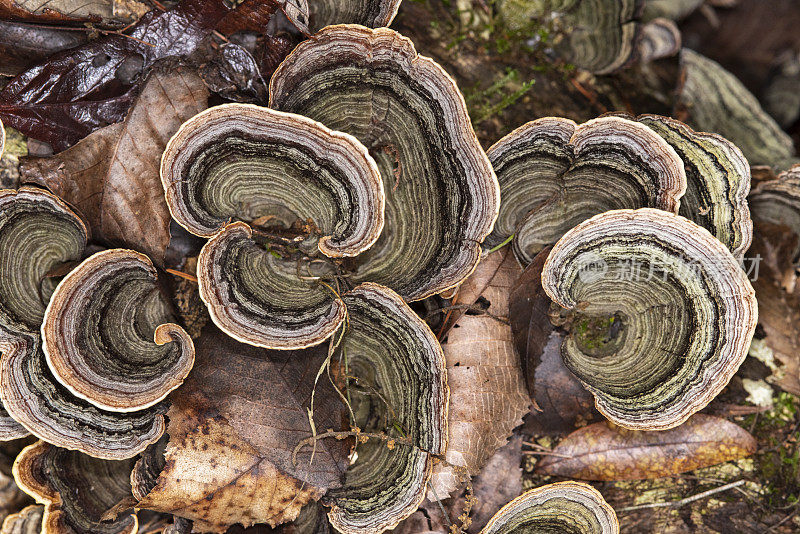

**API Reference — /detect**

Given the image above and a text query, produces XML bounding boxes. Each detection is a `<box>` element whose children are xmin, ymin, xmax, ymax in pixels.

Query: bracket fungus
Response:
<box><xmin>0</xmin><ymin>187</ymin><xmax>88</xmax><ymax>440</ymax></box>
<box><xmin>42</xmin><ymin>249</ymin><xmax>195</xmax><ymax>412</ymax></box>
<box><xmin>541</xmin><ymin>209</ymin><xmax>757</xmax><ymax>430</ymax></box>
<box><xmin>635</xmin><ymin>114</ymin><xmax>752</xmax><ymax>258</ymax></box>
<box><xmin>321</xmin><ymin>284</ymin><xmax>448</xmax><ymax>533</ymax></box>
<box><xmin>487</xmin><ymin>113</ymin><xmax>753</xmax><ymax>264</ymax></box>
<box><xmin>481</xmin><ymin>482</ymin><xmax>618</xmax><ymax>534</ymax></box>
<box><xmin>485</xmin><ymin>116</ymin><xmax>686</xmax><ymax>265</ymax></box>
<box><xmin>749</xmin><ymin>167</ymin><xmax>800</xmax><ymax>272</ymax></box>
<box><xmin>13</xmin><ymin>441</ymin><xmax>137</xmax><ymax>534</ymax></box>
<box><xmin>0</xmin><ymin>190</ymin><xmax>176</xmax><ymax>459</ymax></box>
<box><xmin>495</xmin><ymin>0</ymin><xmax>640</xmax><ymax>74</ymax></box>
<box><xmin>679</xmin><ymin>49</ymin><xmax>796</xmax><ymax>168</ymax></box>
<box><xmin>269</xmin><ymin>25</ymin><xmax>499</xmax><ymax>301</ymax></box>
<box><xmin>163</xmin><ymin>103</ymin><xmax>384</xmax><ymax>348</ymax></box>
<box><xmin>306</xmin><ymin>0</ymin><xmax>401</xmax><ymax>33</ymax></box>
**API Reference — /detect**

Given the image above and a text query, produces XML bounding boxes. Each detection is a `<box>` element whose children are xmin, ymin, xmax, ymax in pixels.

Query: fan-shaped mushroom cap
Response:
<box><xmin>270</xmin><ymin>25</ymin><xmax>499</xmax><ymax>301</ymax></box>
<box><xmin>161</xmin><ymin>103</ymin><xmax>384</xmax><ymax>255</ymax></box>
<box><xmin>749</xmin><ymin>166</ymin><xmax>800</xmax><ymax>268</ymax></box>
<box><xmin>636</xmin><ymin>18</ymin><xmax>681</xmax><ymax>64</ymax></box>
<box><xmin>42</xmin><ymin>249</ymin><xmax>194</xmax><ymax>412</ymax></box>
<box><xmin>13</xmin><ymin>441</ymin><xmax>137</xmax><ymax>534</ymax></box>
<box><xmin>197</xmin><ymin>222</ymin><xmax>347</xmax><ymax>349</ymax></box>
<box><xmin>0</xmin><ymin>187</ymin><xmax>88</xmax><ymax>440</ymax></box>
<box><xmin>0</xmin><ymin>188</ymin><xmax>87</xmax><ymax>339</ymax></box>
<box><xmin>486</xmin><ymin>116</ymin><xmax>686</xmax><ymax>265</ymax></box>
<box><xmin>496</xmin><ymin>0</ymin><xmax>640</xmax><ymax>74</ymax></box>
<box><xmin>542</xmin><ymin>209</ymin><xmax>757</xmax><ymax>430</ymax></box>
<box><xmin>636</xmin><ymin>114</ymin><xmax>752</xmax><ymax>258</ymax></box>
<box><xmin>481</xmin><ymin>482</ymin><xmax>618</xmax><ymax>534</ymax></box>
<box><xmin>679</xmin><ymin>49</ymin><xmax>795</xmax><ymax>167</ymax></box>
<box><xmin>307</xmin><ymin>0</ymin><xmax>401</xmax><ymax>32</ymax></box>
<box><xmin>324</xmin><ymin>283</ymin><xmax>447</xmax><ymax>534</ymax></box>
<box><xmin>1</xmin><ymin>335</ymin><xmax>166</xmax><ymax>459</ymax></box>
<box><xmin>642</xmin><ymin>0</ymin><xmax>703</xmax><ymax>21</ymax></box>
<box><xmin>1</xmin><ymin>505</ymin><xmax>43</xmax><ymax>534</ymax></box>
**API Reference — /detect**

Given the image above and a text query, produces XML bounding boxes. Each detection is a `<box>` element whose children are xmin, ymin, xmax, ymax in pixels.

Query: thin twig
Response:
<box><xmin>165</xmin><ymin>268</ymin><xmax>198</xmax><ymax>282</ymax></box>
<box><xmin>522</xmin><ymin>450</ymin><xmax>572</xmax><ymax>458</ymax></box>
<box><xmin>618</xmin><ymin>480</ymin><xmax>746</xmax><ymax>512</ymax></box>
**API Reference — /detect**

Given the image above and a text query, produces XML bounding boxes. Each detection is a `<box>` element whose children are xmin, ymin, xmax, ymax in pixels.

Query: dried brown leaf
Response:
<box><xmin>536</xmin><ymin>414</ymin><xmax>756</xmax><ymax>481</ymax></box>
<box><xmin>0</xmin><ymin>0</ymin><xmax>148</xmax><ymax>23</ymax></box>
<box><xmin>429</xmin><ymin>248</ymin><xmax>529</xmax><ymax>499</ymax></box>
<box><xmin>395</xmin><ymin>435</ymin><xmax>523</xmax><ymax>534</ymax></box>
<box><xmin>20</xmin><ymin>68</ymin><xmax>209</xmax><ymax>265</ymax></box>
<box><xmin>135</xmin><ymin>326</ymin><xmax>349</xmax><ymax>532</ymax></box>
<box><xmin>508</xmin><ymin>248</ymin><xmax>600</xmax><ymax>436</ymax></box>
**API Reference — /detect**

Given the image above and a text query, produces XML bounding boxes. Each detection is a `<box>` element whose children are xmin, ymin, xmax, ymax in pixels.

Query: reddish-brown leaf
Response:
<box><xmin>0</xmin><ymin>0</ymin><xmax>231</xmax><ymax>150</ymax></box>
<box><xmin>536</xmin><ymin>414</ymin><xmax>756</xmax><ymax>481</ymax></box>
<box><xmin>20</xmin><ymin>68</ymin><xmax>209</xmax><ymax>265</ymax></box>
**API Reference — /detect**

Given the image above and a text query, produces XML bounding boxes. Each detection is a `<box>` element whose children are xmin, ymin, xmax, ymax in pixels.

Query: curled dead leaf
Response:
<box><xmin>429</xmin><ymin>248</ymin><xmax>529</xmax><ymax>499</ymax></box>
<box><xmin>536</xmin><ymin>414</ymin><xmax>756</xmax><ymax>481</ymax></box>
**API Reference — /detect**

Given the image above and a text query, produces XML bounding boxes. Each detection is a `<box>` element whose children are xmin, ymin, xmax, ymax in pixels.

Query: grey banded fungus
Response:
<box><xmin>1</xmin><ymin>505</ymin><xmax>44</xmax><ymax>534</ymax></box>
<box><xmin>161</xmin><ymin>103</ymin><xmax>384</xmax><ymax>249</ymax></box>
<box><xmin>636</xmin><ymin>18</ymin><xmax>681</xmax><ymax>64</ymax></box>
<box><xmin>485</xmin><ymin>116</ymin><xmax>686</xmax><ymax>265</ymax></box>
<box><xmin>323</xmin><ymin>283</ymin><xmax>447</xmax><ymax>534</ymax></box>
<box><xmin>0</xmin><ymin>335</ymin><xmax>167</xmax><ymax>459</ymax></box>
<box><xmin>0</xmin><ymin>190</ymin><xmax>169</xmax><ymax>458</ymax></box>
<box><xmin>13</xmin><ymin>441</ymin><xmax>137</xmax><ymax>534</ymax></box>
<box><xmin>749</xmin><ymin>166</ymin><xmax>800</xmax><ymax>273</ymax></box>
<box><xmin>197</xmin><ymin>222</ymin><xmax>348</xmax><ymax>349</ymax></box>
<box><xmin>495</xmin><ymin>0</ymin><xmax>640</xmax><ymax>74</ymax></box>
<box><xmin>636</xmin><ymin>114</ymin><xmax>752</xmax><ymax>258</ymax></box>
<box><xmin>269</xmin><ymin>25</ymin><xmax>499</xmax><ymax>301</ymax></box>
<box><xmin>0</xmin><ymin>187</ymin><xmax>88</xmax><ymax>440</ymax></box>
<box><xmin>42</xmin><ymin>249</ymin><xmax>195</xmax><ymax>412</ymax></box>
<box><xmin>306</xmin><ymin>0</ymin><xmax>401</xmax><ymax>33</ymax></box>
<box><xmin>679</xmin><ymin>49</ymin><xmax>796</xmax><ymax>168</ymax></box>
<box><xmin>541</xmin><ymin>209</ymin><xmax>757</xmax><ymax>430</ymax></box>
<box><xmin>162</xmin><ymin>103</ymin><xmax>384</xmax><ymax>349</ymax></box>
<box><xmin>480</xmin><ymin>482</ymin><xmax>619</xmax><ymax>534</ymax></box>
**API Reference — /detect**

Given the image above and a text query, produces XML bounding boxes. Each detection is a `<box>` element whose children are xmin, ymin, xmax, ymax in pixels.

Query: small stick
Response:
<box><xmin>618</xmin><ymin>480</ymin><xmax>746</xmax><ymax>512</ymax></box>
<box><xmin>165</xmin><ymin>268</ymin><xmax>198</xmax><ymax>283</ymax></box>
<box><xmin>522</xmin><ymin>450</ymin><xmax>572</xmax><ymax>458</ymax></box>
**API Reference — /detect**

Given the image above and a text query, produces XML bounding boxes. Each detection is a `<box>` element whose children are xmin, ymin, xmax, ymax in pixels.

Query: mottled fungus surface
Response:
<box><xmin>679</xmin><ymin>49</ymin><xmax>796</xmax><ymax>168</ymax></box>
<box><xmin>542</xmin><ymin>209</ymin><xmax>757</xmax><ymax>430</ymax></box>
<box><xmin>486</xmin><ymin>116</ymin><xmax>686</xmax><ymax>264</ymax></box>
<box><xmin>0</xmin><ymin>190</ymin><xmax>171</xmax><ymax>459</ymax></box>
<box><xmin>749</xmin><ymin>166</ymin><xmax>800</xmax><ymax>277</ymax></box>
<box><xmin>42</xmin><ymin>249</ymin><xmax>194</xmax><ymax>412</ymax></box>
<box><xmin>269</xmin><ymin>25</ymin><xmax>499</xmax><ymax>300</ymax></box>
<box><xmin>481</xmin><ymin>482</ymin><xmax>619</xmax><ymax>534</ymax></box>
<box><xmin>495</xmin><ymin>0</ymin><xmax>641</xmax><ymax>74</ymax></box>
<box><xmin>636</xmin><ymin>114</ymin><xmax>752</xmax><ymax>258</ymax></box>
<box><xmin>163</xmin><ymin>103</ymin><xmax>384</xmax><ymax>349</ymax></box>
<box><xmin>324</xmin><ymin>284</ymin><xmax>447</xmax><ymax>534</ymax></box>
<box><xmin>13</xmin><ymin>441</ymin><xmax>137</xmax><ymax>534</ymax></box>
<box><xmin>0</xmin><ymin>187</ymin><xmax>88</xmax><ymax>440</ymax></box>
<box><xmin>307</xmin><ymin>0</ymin><xmax>401</xmax><ymax>33</ymax></box>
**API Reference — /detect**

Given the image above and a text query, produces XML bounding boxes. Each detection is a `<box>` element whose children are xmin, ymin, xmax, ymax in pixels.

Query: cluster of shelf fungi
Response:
<box><xmin>0</xmin><ymin>0</ymin><xmax>798</xmax><ymax>533</ymax></box>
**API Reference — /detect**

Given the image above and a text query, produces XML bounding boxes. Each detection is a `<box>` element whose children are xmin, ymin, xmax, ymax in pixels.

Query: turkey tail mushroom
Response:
<box><xmin>541</xmin><ymin>209</ymin><xmax>757</xmax><ymax>430</ymax></box>
<box><xmin>162</xmin><ymin>103</ymin><xmax>384</xmax><ymax>350</ymax></box>
<box><xmin>480</xmin><ymin>482</ymin><xmax>618</xmax><ymax>534</ymax></box>
<box><xmin>270</xmin><ymin>25</ymin><xmax>500</xmax><ymax>301</ymax></box>
<box><xmin>13</xmin><ymin>441</ymin><xmax>137</xmax><ymax>534</ymax></box>
<box><xmin>41</xmin><ymin>249</ymin><xmax>194</xmax><ymax>412</ymax></box>
<box><xmin>485</xmin><ymin>116</ymin><xmax>686</xmax><ymax>265</ymax></box>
